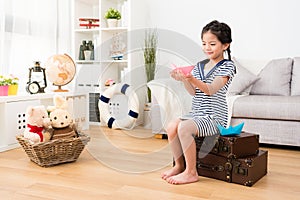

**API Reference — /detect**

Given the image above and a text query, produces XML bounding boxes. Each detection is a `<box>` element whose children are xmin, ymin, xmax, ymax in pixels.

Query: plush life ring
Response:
<box><xmin>98</xmin><ymin>83</ymin><xmax>139</xmax><ymax>129</ymax></box>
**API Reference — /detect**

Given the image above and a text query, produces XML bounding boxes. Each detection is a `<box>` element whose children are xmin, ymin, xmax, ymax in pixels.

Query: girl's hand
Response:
<box><xmin>184</xmin><ymin>73</ymin><xmax>194</xmax><ymax>81</ymax></box>
<box><xmin>170</xmin><ymin>69</ymin><xmax>186</xmax><ymax>81</ymax></box>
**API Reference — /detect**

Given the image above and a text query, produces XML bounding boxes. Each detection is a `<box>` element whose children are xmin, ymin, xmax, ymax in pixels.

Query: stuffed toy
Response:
<box><xmin>48</xmin><ymin>95</ymin><xmax>78</xmax><ymax>140</ymax></box>
<box><xmin>23</xmin><ymin>105</ymin><xmax>52</xmax><ymax>144</ymax></box>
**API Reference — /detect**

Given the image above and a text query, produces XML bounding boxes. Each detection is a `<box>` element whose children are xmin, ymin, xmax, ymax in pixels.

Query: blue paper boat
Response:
<box><xmin>217</xmin><ymin>122</ymin><xmax>244</xmax><ymax>136</ymax></box>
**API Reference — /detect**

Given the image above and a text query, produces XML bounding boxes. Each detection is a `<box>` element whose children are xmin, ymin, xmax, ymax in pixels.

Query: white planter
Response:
<box><xmin>107</xmin><ymin>19</ymin><xmax>118</xmax><ymax>28</ymax></box>
<box><xmin>143</xmin><ymin>103</ymin><xmax>152</xmax><ymax>129</ymax></box>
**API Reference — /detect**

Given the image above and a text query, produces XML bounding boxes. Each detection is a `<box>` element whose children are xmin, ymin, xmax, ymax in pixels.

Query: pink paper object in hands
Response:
<box><xmin>171</xmin><ymin>64</ymin><xmax>194</xmax><ymax>75</ymax></box>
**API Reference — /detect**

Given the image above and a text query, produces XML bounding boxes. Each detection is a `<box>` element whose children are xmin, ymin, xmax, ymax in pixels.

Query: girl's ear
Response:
<box><xmin>223</xmin><ymin>43</ymin><xmax>230</xmax><ymax>51</ymax></box>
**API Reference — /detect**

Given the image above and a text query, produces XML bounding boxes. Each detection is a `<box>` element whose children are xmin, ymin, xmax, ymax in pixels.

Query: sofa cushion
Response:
<box><xmin>228</xmin><ymin>58</ymin><xmax>259</xmax><ymax>95</ymax></box>
<box><xmin>232</xmin><ymin>95</ymin><xmax>300</xmax><ymax>121</ymax></box>
<box><xmin>250</xmin><ymin>58</ymin><xmax>293</xmax><ymax>96</ymax></box>
<box><xmin>291</xmin><ymin>57</ymin><xmax>300</xmax><ymax>96</ymax></box>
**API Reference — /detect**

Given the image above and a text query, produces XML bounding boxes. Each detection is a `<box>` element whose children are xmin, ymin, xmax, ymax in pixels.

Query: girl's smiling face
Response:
<box><xmin>202</xmin><ymin>30</ymin><xmax>229</xmax><ymax>63</ymax></box>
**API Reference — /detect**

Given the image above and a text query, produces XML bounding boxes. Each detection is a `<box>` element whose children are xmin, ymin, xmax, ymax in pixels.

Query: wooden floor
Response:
<box><xmin>0</xmin><ymin>125</ymin><xmax>299</xmax><ymax>200</ymax></box>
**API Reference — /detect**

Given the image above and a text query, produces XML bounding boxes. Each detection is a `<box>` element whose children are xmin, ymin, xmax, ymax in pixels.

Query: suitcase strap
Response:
<box><xmin>198</xmin><ymin>163</ymin><xmax>225</xmax><ymax>172</ymax></box>
<box><xmin>197</xmin><ymin>161</ymin><xmax>233</xmax><ymax>182</ymax></box>
<box><xmin>198</xmin><ymin>160</ymin><xmax>249</xmax><ymax>181</ymax></box>
<box><xmin>212</xmin><ymin>139</ymin><xmax>231</xmax><ymax>154</ymax></box>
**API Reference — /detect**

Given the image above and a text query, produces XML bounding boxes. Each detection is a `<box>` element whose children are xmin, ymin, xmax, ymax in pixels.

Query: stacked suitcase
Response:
<box><xmin>195</xmin><ymin>132</ymin><xmax>268</xmax><ymax>186</ymax></box>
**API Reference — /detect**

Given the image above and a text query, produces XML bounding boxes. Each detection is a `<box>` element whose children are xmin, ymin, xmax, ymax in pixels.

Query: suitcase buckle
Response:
<box><xmin>225</xmin><ymin>162</ymin><xmax>232</xmax><ymax>171</ymax></box>
<box><xmin>245</xmin><ymin>158</ymin><xmax>254</xmax><ymax>167</ymax></box>
<box><xmin>222</xmin><ymin>146</ymin><xmax>228</xmax><ymax>152</ymax></box>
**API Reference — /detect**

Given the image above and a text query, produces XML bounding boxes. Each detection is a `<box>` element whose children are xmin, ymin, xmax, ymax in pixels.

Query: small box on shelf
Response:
<box><xmin>79</xmin><ymin>18</ymin><xmax>100</xmax><ymax>29</ymax></box>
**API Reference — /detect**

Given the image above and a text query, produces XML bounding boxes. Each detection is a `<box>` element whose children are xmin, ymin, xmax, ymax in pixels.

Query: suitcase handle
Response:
<box><xmin>197</xmin><ymin>163</ymin><xmax>225</xmax><ymax>172</ymax></box>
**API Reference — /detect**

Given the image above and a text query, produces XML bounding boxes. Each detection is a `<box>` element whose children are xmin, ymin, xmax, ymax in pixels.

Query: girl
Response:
<box><xmin>161</xmin><ymin>20</ymin><xmax>236</xmax><ymax>184</ymax></box>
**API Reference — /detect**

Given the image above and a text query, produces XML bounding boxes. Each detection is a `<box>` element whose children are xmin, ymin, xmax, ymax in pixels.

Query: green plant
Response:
<box><xmin>0</xmin><ymin>75</ymin><xmax>19</xmax><ymax>86</ymax></box>
<box><xmin>0</xmin><ymin>75</ymin><xmax>7</xmax><ymax>86</ymax></box>
<box><xmin>143</xmin><ymin>29</ymin><xmax>158</xmax><ymax>102</ymax></box>
<box><xmin>104</xmin><ymin>8</ymin><xmax>121</xmax><ymax>20</ymax></box>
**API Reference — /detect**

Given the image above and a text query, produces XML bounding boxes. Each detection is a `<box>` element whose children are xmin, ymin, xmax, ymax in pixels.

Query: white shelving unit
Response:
<box><xmin>71</xmin><ymin>0</ymin><xmax>131</xmax><ymax>123</ymax></box>
<box><xmin>72</xmin><ymin>0</ymin><xmax>130</xmax><ymax>92</ymax></box>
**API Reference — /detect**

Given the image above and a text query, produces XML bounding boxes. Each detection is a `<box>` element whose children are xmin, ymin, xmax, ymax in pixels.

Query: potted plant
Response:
<box><xmin>7</xmin><ymin>75</ymin><xmax>19</xmax><ymax>95</ymax></box>
<box><xmin>104</xmin><ymin>8</ymin><xmax>121</xmax><ymax>28</ymax></box>
<box><xmin>0</xmin><ymin>75</ymin><xmax>9</xmax><ymax>96</ymax></box>
<box><xmin>0</xmin><ymin>75</ymin><xmax>10</xmax><ymax>96</ymax></box>
<box><xmin>143</xmin><ymin>29</ymin><xmax>158</xmax><ymax>103</ymax></box>
<box><xmin>0</xmin><ymin>75</ymin><xmax>19</xmax><ymax>96</ymax></box>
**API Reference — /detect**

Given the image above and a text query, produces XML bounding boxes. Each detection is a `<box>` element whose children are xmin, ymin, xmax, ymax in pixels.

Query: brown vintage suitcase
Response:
<box><xmin>197</xmin><ymin>150</ymin><xmax>268</xmax><ymax>186</ymax></box>
<box><xmin>195</xmin><ymin>132</ymin><xmax>259</xmax><ymax>159</ymax></box>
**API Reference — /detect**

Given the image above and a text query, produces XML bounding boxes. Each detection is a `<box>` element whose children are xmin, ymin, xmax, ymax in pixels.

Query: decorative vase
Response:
<box><xmin>107</xmin><ymin>19</ymin><xmax>118</xmax><ymax>28</ymax></box>
<box><xmin>8</xmin><ymin>85</ymin><xmax>18</xmax><ymax>95</ymax></box>
<box><xmin>0</xmin><ymin>85</ymin><xmax>9</xmax><ymax>96</ymax></box>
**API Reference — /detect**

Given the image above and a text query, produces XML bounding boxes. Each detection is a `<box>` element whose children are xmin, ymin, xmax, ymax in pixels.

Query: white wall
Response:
<box><xmin>137</xmin><ymin>0</ymin><xmax>300</xmax><ymax>60</ymax></box>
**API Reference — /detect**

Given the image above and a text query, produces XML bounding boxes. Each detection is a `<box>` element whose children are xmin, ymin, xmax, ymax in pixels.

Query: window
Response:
<box><xmin>0</xmin><ymin>0</ymin><xmax>68</xmax><ymax>93</ymax></box>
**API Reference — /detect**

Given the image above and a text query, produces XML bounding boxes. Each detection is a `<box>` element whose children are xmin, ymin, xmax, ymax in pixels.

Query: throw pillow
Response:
<box><xmin>291</xmin><ymin>57</ymin><xmax>300</xmax><ymax>96</ymax></box>
<box><xmin>228</xmin><ymin>58</ymin><xmax>259</xmax><ymax>95</ymax></box>
<box><xmin>250</xmin><ymin>58</ymin><xmax>292</xmax><ymax>96</ymax></box>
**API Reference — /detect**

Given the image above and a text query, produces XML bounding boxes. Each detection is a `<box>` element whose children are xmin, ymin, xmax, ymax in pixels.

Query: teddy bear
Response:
<box><xmin>47</xmin><ymin>95</ymin><xmax>78</xmax><ymax>140</ymax></box>
<box><xmin>23</xmin><ymin>105</ymin><xmax>52</xmax><ymax>144</ymax></box>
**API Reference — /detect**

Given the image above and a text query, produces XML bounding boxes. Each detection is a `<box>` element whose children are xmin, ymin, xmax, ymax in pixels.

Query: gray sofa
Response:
<box><xmin>229</xmin><ymin>57</ymin><xmax>300</xmax><ymax>147</ymax></box>
<box><xmin>148</xmin><ymin>57</ymin><xmax>300</xmax><ymax>147</ymax></box>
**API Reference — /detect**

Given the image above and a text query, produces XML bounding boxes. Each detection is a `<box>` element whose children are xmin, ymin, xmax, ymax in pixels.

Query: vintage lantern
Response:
<box><xmin>26</xmin><ymin>61</ymin><xmax>47</xmax><ymax>94</ymax></box>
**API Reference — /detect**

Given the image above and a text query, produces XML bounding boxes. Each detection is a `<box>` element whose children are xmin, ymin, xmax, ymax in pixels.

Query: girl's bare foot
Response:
<box><xmin>161</xmin><ymin>166</ymin><xmax>184</xmax><ymax>180</ymax></box>
<box><xmin>166</xmin><ymin>170</ymin><xmax>199</xmax><ymax>184</ymax></box>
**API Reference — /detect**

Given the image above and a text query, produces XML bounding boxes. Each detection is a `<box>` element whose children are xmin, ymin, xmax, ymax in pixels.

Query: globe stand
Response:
<box><xmin>54</xmin><ymin>85</ymin><xmax>69</xmax><ymax>92</ymax></box>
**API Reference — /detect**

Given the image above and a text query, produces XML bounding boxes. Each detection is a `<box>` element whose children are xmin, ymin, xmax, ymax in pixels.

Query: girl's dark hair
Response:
<box><xmin>201</xmin><ymin>20</ymin><xmax>232</xmax><ymax>60</ymax></box>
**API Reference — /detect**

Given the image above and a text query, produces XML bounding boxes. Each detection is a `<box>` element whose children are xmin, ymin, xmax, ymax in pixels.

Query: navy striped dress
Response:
<box><xmin>190</xmin><ymin>59</ymin><xmax>236</xmax><ymax>137</ymax></box>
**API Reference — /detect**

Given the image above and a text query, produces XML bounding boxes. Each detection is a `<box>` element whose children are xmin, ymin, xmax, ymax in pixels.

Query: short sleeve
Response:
<box><xmin>191</xmin><ymin>63</ymin><xmax>199</xmax><ymax>77</ymax></box>
<box><xmin>215</xmin><ymin>60</ymin><xmax>236</xmax><ymax>78</ymax></box>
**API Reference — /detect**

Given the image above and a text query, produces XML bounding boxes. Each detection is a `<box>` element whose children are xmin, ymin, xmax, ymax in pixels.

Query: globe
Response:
<box><xmin>45</xmin><ymin>54</ymin><xmax>76</xmax><ymax>92</ymax></box>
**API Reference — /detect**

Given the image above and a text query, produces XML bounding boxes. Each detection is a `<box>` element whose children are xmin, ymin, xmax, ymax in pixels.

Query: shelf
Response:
<box><xmin>101</xmin><ymin>27</ymin><xmax>128</xmax><ymax>32</ymax></box>
<box><xmin>0</xmin><ymin>91</ymin><xmax>88</xmax><ymax>103</ymax></box>
<box><xmin>76</xmin><ymin>60</ymin><xmax>100</xmax><ymax>64</ymax></box>
<box><xmin>100</xmin><ymin>59</ymin><xmax>128</xmax><ymax>63</ymax></box>
<box><xmin>77</xmin><ymin>0</ymin><xmax>99</xmax><ymax>5</ymax></box>
<box><xmin>75</xmin><ymin>60</ymin><xmax>127</xmax><ymax>64</ymax></box>
<box><xmin>74</xmin><ymin>28</ymin><xmax>100</xmax><ymax>33</ymax></box>
<box><xmin>74</xmin><ymin>26</ymin><xmax>128</xmax><ymax>34</ymax></box>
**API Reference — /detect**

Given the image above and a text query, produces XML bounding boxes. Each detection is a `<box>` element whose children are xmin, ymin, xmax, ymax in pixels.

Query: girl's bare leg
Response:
<box><xmin>166</xmin><ymin>120</ymin><xmax>199</xmax><ymax>184</ymax></box>
<box><xmin>161</xmin><ymin>118</ymin><xmax>185</xmax><ymax>180</ymax></box>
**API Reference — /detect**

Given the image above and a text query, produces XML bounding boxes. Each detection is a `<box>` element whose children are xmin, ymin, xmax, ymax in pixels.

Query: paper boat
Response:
<box><xmin>171</xmin><ymin>64</ymin><xmax>194</xmax><ymax>75</ymax></box>
<box><xmin>217</xmin><ymin>122</ymin><xmax>244</xmax><ymax>136</ymax></box>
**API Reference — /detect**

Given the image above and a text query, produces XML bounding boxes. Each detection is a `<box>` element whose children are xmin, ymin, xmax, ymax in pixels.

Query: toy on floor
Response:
<box><xmin>23</xmin><ymin>105</ymin><xmax>52</xmax><ymax>144</ymax></box>
<box><xmin>217</xmin><ymin>122</ymin><xmax>245</xmax><ymax>136</ymax></box>
<box><xmin>47</xmin><ymin>95</ymin><xmax>78</xmax><ymax>140</ymax></box>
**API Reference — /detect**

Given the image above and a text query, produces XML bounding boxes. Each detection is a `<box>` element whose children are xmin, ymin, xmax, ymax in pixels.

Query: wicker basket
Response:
<box><xmin>16</xmin><ymin>133</ymin><xmax>90</xmax><ymax>167</ymax></box>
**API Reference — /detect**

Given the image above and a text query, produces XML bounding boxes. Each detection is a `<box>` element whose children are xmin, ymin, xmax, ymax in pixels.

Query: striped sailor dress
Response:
<box><xmin>190</xmin><ymin>59</ymin><xmax>236</xmax><ymax>137</ymax></box>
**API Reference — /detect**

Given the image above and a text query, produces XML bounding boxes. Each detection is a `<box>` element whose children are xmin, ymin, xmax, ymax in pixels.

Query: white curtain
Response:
<box><xmin>0</xmin><ymin>0</ymin><xmax>72</xmax><ymax>93</ymax></box>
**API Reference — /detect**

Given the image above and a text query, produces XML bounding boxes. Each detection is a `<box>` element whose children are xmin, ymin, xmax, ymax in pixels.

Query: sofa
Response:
<box><xmin>148</xmin><ymin>57</ymin><xmax>300</xmax><ymax>147</ymax></box>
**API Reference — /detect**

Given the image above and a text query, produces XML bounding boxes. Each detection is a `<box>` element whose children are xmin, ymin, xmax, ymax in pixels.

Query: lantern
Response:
<box><xmin>26</xmin><ymin>61</ymin><xmax>47</xmax><ymax>94</ymax></box>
